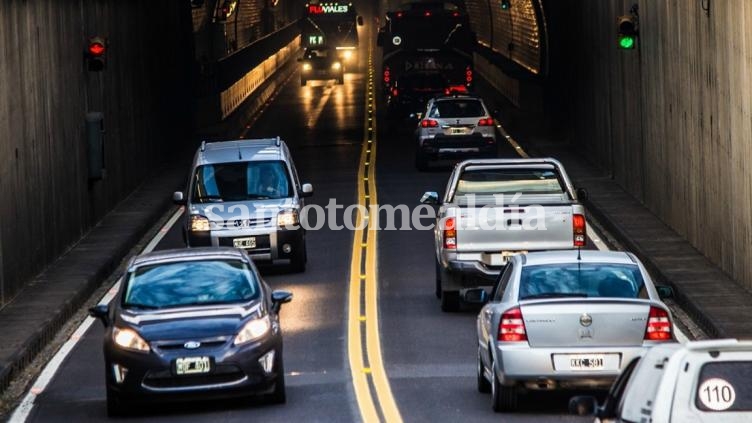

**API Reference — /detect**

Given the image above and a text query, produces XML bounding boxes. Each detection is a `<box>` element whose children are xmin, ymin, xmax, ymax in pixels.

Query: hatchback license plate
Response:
<box><xmin>233</xmin><ymin>237</ymin><xmax>256</xmax><ymax>249</ymax></box>
<box><xmin>175</xmin><ymin>357</ymin><xmax>211</xmax><ymax>375</ymax></box>
<box><xmin>450</xmin><ymin>128</ymin><xmax>467</xmax><ymax>135</ymax></box>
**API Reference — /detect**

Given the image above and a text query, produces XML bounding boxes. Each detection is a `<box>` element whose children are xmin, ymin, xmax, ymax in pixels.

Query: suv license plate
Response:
<box><xmin>233</xmin><ymin>237</ymin><xmax>256</xmax><ymax>249</ymax></box>
<box><xmin>175</xmin><ymin>357</ymin><xmax>211</xmax><ymax>375</ymax></box>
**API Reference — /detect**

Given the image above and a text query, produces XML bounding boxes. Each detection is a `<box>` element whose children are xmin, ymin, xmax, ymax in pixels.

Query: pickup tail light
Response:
<box><xmin>478</xmin><ymin>118</ymin><xmax>494</xmax><ymax>126</ymax></box>
<box><xmin>443</xmin><ymin>217</ymin><xmax>456</xmax><ymax>249</ymax></box>
<box><xmin>644</xmin><ymin>307</ymin><xmax>673</xmax><ymax>341</ymax></box>
<box><xmin>573</xmin><ymin>213</ymin><xmax>586</xmax><ymax>247</ymax></box>
<box><xmin>421</xmin><ymin>119</ymin><xmax>439</xmax><ymax>128</ymax></box>
<box><xmin>498</xmin><ymin>307</ymin><xmax>527</xmax><ymax>342</ymax></box>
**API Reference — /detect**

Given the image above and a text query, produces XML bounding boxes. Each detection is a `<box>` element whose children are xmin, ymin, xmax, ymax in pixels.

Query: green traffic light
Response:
<box><xmin>619</xmin><ymin>35</ymin><xmax>635</xmax><ymax>49</ymax></box>
<box><xmin>501</xmin><ymin>0</ymin><xmax>510</xmax><ymax>10</ymax></box>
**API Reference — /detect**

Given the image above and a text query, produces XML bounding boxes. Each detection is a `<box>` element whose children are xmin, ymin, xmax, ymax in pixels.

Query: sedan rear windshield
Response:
<box><xmin>455</xmin><ymin>167</ymin><xmax>566</xmax><ymax>196</ymax></box>
<box><xmin>429</xmin><ymin>100</ymin><xmax>485</xmax><ymax>118</ymax></box>
<box><xmin>192</xmin><ymin>160</ymin><xmax>292</xmax><ymax>202</ymax></box>
<box><xmin>518</xmin><ymin>263</ymin><xmax>647</xmax><ymax>300</ymax></box>
<box><xmin>123</xmin><ymin>259</ymin><xmax>260</xmax><ymax>309</ymax></box>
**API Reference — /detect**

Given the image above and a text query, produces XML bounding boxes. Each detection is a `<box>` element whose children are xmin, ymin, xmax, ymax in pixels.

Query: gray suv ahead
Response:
<box><xmin>173</xmin><ymin>138</ymin><xmax>313</xmax><ymax>272</ymax></box>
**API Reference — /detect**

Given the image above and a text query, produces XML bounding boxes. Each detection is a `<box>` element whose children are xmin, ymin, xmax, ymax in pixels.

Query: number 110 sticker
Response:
<box><xmin>698</xmin><ymin>378</ymin><xmax>736</xmax><ymax>411</ymax></box>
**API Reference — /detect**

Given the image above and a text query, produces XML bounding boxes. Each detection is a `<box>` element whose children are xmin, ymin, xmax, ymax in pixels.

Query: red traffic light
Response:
<box><xmin>86</xmin><ymin>36</ymin><xmax>107</xmax><ymax>71</ymax></box>
<box><xmin>88</xmin><ymin>41</ymin><xmax>105</xmax><ymax>56</ymax></box>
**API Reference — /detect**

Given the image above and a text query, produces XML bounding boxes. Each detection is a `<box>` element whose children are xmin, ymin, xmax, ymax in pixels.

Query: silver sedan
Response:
<box><xmin>471</xmin><ymin>250</ymin><xmax>677</xmax><ymax>412</ymax></box>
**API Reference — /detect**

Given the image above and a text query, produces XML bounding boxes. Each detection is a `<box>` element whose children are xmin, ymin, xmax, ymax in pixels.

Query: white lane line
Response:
<box><xmin>9</xmin><ymin>207</ymin><xmax>185</xmax><ymax>423</ymax></box>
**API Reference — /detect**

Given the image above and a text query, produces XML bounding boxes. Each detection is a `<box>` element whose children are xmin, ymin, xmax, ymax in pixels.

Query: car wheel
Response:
<box><xmin>415</xmin><ymin>149</ymin><xmax>429</xmax><ymax>171</ymax></box>
<box><xmin>300</xmin><ymin>78</ymin><xmax>307</xmax><ymax>86</ymax></box>
<box><xmin>289</xmin><ymin>239</ymin><xmax>306</xmax><ymax>273</ymax></box>
<box><xmin>477</xmin><ymin>349</ymin><xmax>491</xmax><ymax>393</ymax></box>
<box><xmin>266</xmin><ymin>350</ymin><xmax>286</xmax><ymax>404</ymax></box>
<box><xmin>106</xmin><ymin>386</ymin><xmax>127</xmax><ymax>417</ymax></box>
<box><xmin>491</xmin><ymin>357</ymin><xmax>518</xmax><ymax>412</ymax></box>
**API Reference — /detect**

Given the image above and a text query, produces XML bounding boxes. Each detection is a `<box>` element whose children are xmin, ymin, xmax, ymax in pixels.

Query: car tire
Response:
<box><xmin>415</xmin><ymin>149</ymin><xmax>429</xmax><ymax>171</ymax></box>
<box><xmin>491</xmin><ymin>357</ymin><xmax>518</xmax><ymax>412</ymax></box>
<box><xmin>300</xmin><ymin>78</ymin><xmax>307</xmax><ymax>87</ymax></box>
<box><xmin>106</xmin><ymin>386</ymin><xmax>127</xmax><ymax>417</ymax></box>
<box><xmin>435</xmin><ymin>259</ymin><xmax>442</xmax><ymax>299</ymax></box>
<box><xmin>289</xmin><ymin>239</ymin><xmax>307</xmax><ymax>273</ymax></box>
<box><xmin>266</xmin><ymin>351</ymin><xmax>287</xmax><ymax>404</ymax></box>
<box><xmin>477</xmin><ymin>349</ymin><xmax>491</xmax><ymax>393</ymax></box>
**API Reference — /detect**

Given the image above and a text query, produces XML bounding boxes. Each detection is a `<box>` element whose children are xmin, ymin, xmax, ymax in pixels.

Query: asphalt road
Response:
<box><xmin>20</xmin><ymin>5</ymin><xmax>596</xmax><ymax>422</ymax></box>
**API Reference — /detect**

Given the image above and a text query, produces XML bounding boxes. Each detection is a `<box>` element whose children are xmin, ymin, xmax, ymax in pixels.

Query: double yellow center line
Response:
<box><xmin>347</xmin><ymin>44</ymin><xmax>403</xmax><ymax>422</ymax></box>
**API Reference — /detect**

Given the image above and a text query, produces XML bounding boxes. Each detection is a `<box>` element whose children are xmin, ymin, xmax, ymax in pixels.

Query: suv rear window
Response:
<box><xmin>695</xmin><ymin>361</ymin><xmax>752</xmax><ymax>412</ymax></box>
<box><xmin>429</xmin><ymin>99</ymin><xmax>485</xmax><ymax>118</ymax></box>
<box><xmin>192</xmin><ymin>160</ymin><xmax>293</xmax><ymax>202</ymax></box>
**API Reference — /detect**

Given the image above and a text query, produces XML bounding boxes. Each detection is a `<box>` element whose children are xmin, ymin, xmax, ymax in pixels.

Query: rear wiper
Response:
<box><xmin>520</xmin><ymin>292</ymin><xmax>589</xmax><ymax>300</ymax></box>
<box><xmin>123</xmin><ymin>302</ymin><xmax>161</xmax><ymax>310</ymax></box>
<box><xmin>195</xmin><ymin>195</ymin><xmax>223</xmax><ymax>203</ymax></box>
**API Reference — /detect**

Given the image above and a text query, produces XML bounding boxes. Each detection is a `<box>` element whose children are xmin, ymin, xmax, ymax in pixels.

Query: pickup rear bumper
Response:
<box><xmin>446</xmin><ymin>260</ymin><xmax>501</xmax><ymax>282</ymax></box>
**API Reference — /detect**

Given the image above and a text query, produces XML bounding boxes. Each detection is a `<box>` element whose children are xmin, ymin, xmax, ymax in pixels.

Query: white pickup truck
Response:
<box><xmin>421</xmin><ymin>158</ymin><xmax>588</xmax><ymax>312</ymax></box>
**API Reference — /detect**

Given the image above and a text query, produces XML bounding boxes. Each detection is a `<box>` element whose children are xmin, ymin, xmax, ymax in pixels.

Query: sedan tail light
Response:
<box><xmin>644</xmin><ymin>307</ymin><xmax>673</xmax><ymax>341</ymax></box>
<box><xmin>477</xmin><ymin>118</ymin><xmax>495</xmax><ymax>126</ymax></box>
<box><xmin>573</xmin><ymin>213</ymin><xmax>586</xmax><ymax>247</ymax></box>
<box><xmin>498</xmin><ymin>307</ymin><xmax>527</xmax><ymax>342</ymax></box>
<box><xmin>443</xmin><ymin>217</ymin><xmax>456</xmax><ymax>249</ymax></box>
<box><xmin>420</xmin><ymin>119</ymin><xmax>439</xmax><ymax>128</ymax></box>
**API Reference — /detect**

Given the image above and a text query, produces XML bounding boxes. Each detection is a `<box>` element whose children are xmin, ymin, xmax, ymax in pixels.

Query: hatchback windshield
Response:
<box><xmin>192</xmin><ymin>160</ymin><xmax>292</xmax><ymax>202</ymax></box>
<box><xmin>429</xmin><ymin>99</ymin><xmax>485</xmax><ymax>118</ymax></box>
<box><xmin>123</xmin><ymin>260</ymin><xmax>260</xmax><ymax>309</ymax></box>
<box><xmin>455</xmin><ymin>167</ymin><xmax>565</xmax><ymax>196</ymax></box>
<box><xmin>518</xmin><ymin>263</ymin><xmax>647</xmax><ymax>300</ymax></box>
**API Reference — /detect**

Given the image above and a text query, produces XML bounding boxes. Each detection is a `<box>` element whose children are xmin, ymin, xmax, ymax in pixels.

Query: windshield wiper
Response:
<box><xmin>194</xmin><ymin>195</ymin><xmax>223</xmax><ymax>203</ymax></box>
<box><xmin>246</xmin><ymin>194</ymin><xmax>272</xmax><ymax>200</ymax></box>
<box><xmin>520</xmin><ymin>292</ymin><xmax>589</xmax><ymax>301</ymax></box>
<box><xmin>123</xmin><ymin>302</ymin><xmax>161</xmax><ymax>310</ymax></box>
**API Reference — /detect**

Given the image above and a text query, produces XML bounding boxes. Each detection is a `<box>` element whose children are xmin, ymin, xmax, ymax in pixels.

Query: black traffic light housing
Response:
<box><xmin>85</xmin><ymin>36</ymin><xmax>107</xmax><ymax>71</ymax></box>
<box><xmin>501</xmin><ymin>0</ymin><xmax>511</xmax><ymax>10</ymax></box>
<box><xmin>617</xmin><ymin>4</ymin><xmax>639</xmax><ymax>50</ymax></box>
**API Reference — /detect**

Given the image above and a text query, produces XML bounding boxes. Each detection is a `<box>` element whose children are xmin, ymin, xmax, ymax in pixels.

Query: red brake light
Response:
<box><xmin>498</xmin><ymin>307</ymin><xmax>527</xmax><ymax>342</ymax></box>
<box><xmin>383</xmin><ymin>68</ymin><xmax>390</xmax><ymax>84</ymax></box>
<box><xmin>396</xmin><ymin>11</ymin><xmax>404</xmax><ymax>18</ymax></box>
<box><xmin>573</xmin><ymin>213</ymin><xmax>586</xmax><ymax>247</ymax></box>
<box><xmin>424</xmin><ymin>11</ymin><xmax>432</xmax><ymax>17</ymax></box>
<box><xmin>478</xmin><ymin>118</ymin><xmax>494</xmax><ymax>126</ymax></box>
<box><xmin>465</xmin><ymin>67</ymin><xmax>473</xmax><ymax>83</ymax></box>
<box><xmin>420</xmin><ymin>119</ymin><xmax>439</xmax><ymax>128</ymax></box>
<box><xmin>452</xmin><ymin>11</ymin><xmax>460</xmax><ymax>17</ymax></box>
<box><xmin>391</xmin><ymin>88</ymin><xmax>399</xmax><ymax>97</ymax></box>
<box><xmin>443</xmin><ymin>217</ymin><xmax>456</xmax><ymax>249</ymax></box>
<box><xmin>644</xmin><ymin>307</ymin><xmax>673</xmax><ymax>341</ymax></box>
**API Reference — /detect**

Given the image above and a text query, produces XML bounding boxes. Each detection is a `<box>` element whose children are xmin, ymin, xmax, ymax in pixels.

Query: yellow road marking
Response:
<box><xmin>347</xmin><ymin>41</ymin><xmax>403</xmax><ymax>423</ymax></box>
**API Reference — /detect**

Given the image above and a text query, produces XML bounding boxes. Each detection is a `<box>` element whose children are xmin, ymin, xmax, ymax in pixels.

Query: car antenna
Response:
<box><xmin>577</xmin><ymin>247</ymin><xmax>582</xmax><ymax>261</ymax></box>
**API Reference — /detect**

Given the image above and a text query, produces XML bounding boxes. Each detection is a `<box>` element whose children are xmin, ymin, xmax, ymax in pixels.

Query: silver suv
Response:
<box><xmin>415</xmin><ymin>94</ymin><xmax>498</xmax><ymax>170</ymax></box>
<box><xmin>173</xmin><ymin>138</ymin><xmax>313</xmax><ymax>272</ymax></box>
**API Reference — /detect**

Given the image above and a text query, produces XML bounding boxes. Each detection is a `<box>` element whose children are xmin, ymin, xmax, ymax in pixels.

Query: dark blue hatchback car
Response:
<box><xmin>89</xmin><ymin>247</ymin><xmax>292</xmax><ymax>417</ymax></box>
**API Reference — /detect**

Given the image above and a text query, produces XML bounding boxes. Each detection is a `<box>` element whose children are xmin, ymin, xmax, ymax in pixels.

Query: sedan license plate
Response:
<box><xmin>233</xmin><ymin>237</ymin><xmax>256</xmax><ymax>249</ymax></box>
<box><xmin>568</xmin><ymin>354</ymin><xmax>605</xmax><ymax>370</ymax></box>
<box><xmin>175</xmin><ymin>357</ymin><xmax>211</xmax><ymax>375</ymax></box>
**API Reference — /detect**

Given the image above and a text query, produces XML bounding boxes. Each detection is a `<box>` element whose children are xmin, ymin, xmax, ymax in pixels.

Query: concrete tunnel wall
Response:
<box><xmin>0</xmin><ymin>0</ymin><xmax>194</xmax><ymax>306</ymax></box>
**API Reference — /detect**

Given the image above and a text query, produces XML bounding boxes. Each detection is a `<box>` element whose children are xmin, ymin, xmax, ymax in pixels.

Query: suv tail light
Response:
<box><xmin>443</xmin><ymin>217</ymin><xmax>456</xmax><ymax>249</ymax></box>
<box><xmin>420</xmin><ymin>119</ymin><xmax>439</xmax><ymax>128</ymax></box>
<box><xmin>573</xmin><ymin>213</ymin><xmax>586</xmax><ymax>247</ymax></box>
<box><xmin>478</xmin><ymin>118</ymin><xmax>494</xmax><ymax>126</ymax></box>
<box><xmin>644</xmin><ymin>307</ymin><xmax>672</xmax><ymax>341</ymax></box>
<box><xmin>498</xmin><ymin>307</ymin><xmax>527</xmax><ymax>342</ymax></box>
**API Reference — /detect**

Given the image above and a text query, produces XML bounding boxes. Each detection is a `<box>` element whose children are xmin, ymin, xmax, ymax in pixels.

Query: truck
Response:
<box><xmin>377</xmin><ymin>1</ymin><xmax>476</xmax><ymax>116</ymax></box>
<box><xmin>420</xmin><ymin>158</ymin><xmax>588</xmax><ymax>311</ymax></box>
<box><xmin>300</xmin><ymin>1</ymin><xmax>363</xmax><ymax>70</ymax></box>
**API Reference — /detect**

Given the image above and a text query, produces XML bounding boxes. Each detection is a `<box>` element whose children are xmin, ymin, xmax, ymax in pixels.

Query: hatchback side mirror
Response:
<box><xmin>576</xmin><ymin>187</ymin><xmax>589</xmax><ymax>201</ymax></box>
<box><xmin>88</xmin><ymin>304</ymin><xmax>110</xmax><ymax>327</ymax></box>
<box><xmin>420</xmin><ymin>191</ymin><xmax>440</xmax><ymax>205</ymax></box>
<box><xmin>568</xmin><ymin>395</ymin><xmax>598</xmax><ymax>416</ymax></box>
<box><xmin>271</xmin><ymin>290</ymin><xmax>293</xmax><ymax>313</ymax></box>
<box><xmin>173</xmin><ymin>191</ymin><xmax>186</xmax><ymax>205</ymax></box>
<box><xmin>656</xmin><ymin>285</ymin><xmax>674</xmax><ymax>299</ymax></box>
<box><xmin>301</xmin><ymin>183</ymin><xmax>314</xmax><ymax>197</ymax></box>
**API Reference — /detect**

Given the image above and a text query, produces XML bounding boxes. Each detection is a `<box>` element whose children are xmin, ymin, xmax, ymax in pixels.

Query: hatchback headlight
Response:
<box><xmin>277</xmin><ymin>209</ymin><xmax>299</xmax><ymax>228</ymax></box>
<box><xmin>234</xmin><ymin>316</ymin><xmax>271</xmax><ymax>345</ymax></box>
<box><xmin>331</xmin><ymin>62</ymin><xmax>342</xmax><ymax>70</ymax></box>
<box><xmin>113</xmin><ymin>327</ymin><xmax>150</xmax><ymax>353</ymax></box>
<box><xmin>190</xmin><ymin>215</ymin><xmax>210</xmax><ymax>232</ymax></box>
<box><xmin>302</xmin><ymin>63</ymin><xmax>312</xmax><ymax>71</ymax></box>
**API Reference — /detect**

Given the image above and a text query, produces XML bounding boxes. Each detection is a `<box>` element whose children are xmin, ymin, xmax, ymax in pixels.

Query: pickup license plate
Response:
<box><xmin>568</xmin><ymin>354</ymin><xmax>605</xmax><ymax>370</ymax></box>
<box><xmin>175</xmin><ymin>357</ymin><xmax>211</xmax><ymax>375</ymax></box>
<box><xmin>233</xmin><ymin>237</ymin><xmax>256</xmax><ymax>249</ymax></box>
